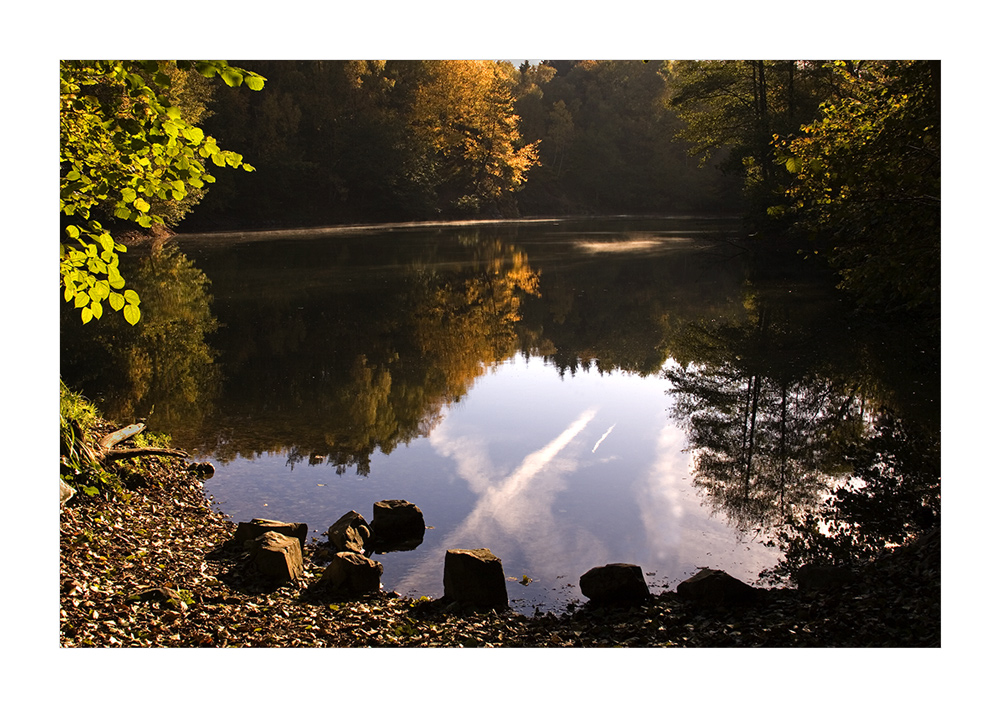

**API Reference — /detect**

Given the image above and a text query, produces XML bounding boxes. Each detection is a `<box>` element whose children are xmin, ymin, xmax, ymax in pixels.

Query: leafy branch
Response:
<box><xmin>60</xmin><ymin>60</ymin><xmax>265</xmax><ymax>325</ymax></box>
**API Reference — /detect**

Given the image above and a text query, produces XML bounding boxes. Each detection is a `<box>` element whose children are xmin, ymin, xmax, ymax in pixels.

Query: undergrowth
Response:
<box><xmin>60</xmin><ymin>380</ymin><xmax>172</xmax><ymax>500</ymax></box>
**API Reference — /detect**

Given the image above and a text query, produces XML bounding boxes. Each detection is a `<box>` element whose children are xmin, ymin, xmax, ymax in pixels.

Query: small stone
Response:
<box><xmin>248</xmin><ymin>531</ymin><xmax>304</xmax><ymax>585</ymax></box>
<box><xmin>370</xmin><ymin>500</ymin><xmax>425</xmax><ymax>550</ymax></box>
<box><xmin>676</xmin><ymin>568</ymin><xmax>762</xmax><ymax>605</ymax></box>
<box><xmin>60</xmin><ymin>479</ymin><xmax>75</xmax><ymax>506</ymax></box>
<box><xmin>234</xmin><ymin>518</ymin><xmax>308</xmax><ymax>551</ymax></box>
<box><xmin>317</xmin><ymin>552</ymin><xmax>383</xmax><ymax>597</ymax></box>
<box><xmin>579</xmin><ymin>563</ymin><xmax>650</xmax><ymax>604</ymax></box>
<box><xmin>443</xmin><ymin>548</ymin><xmax>508</xmax><ymax>609</ymax></box>
<box><xmin>327</xmin><ymin>511</ymin><xmax>372</xmax><ymax>554</ymax></box>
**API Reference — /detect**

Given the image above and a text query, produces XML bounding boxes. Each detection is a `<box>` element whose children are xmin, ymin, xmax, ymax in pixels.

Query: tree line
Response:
<box><xmin>60</xmin><ymin>59</ymin><xmax>940</xmax><ymax>325</ymax></box>
<box><xmin>180</xmin><ymin>59</ymin><xmax>743</xmax><ymax>229</ymax></box>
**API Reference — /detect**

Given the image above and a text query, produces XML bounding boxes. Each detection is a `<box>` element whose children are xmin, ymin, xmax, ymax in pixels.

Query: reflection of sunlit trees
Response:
<box><xmin>196</xmin><ymin>233</ymin><xmax>540</xmax><ymax>473</ymax></box>
<box><xmin>415</xmin><ymin>237</ymin><xmax>539</xmax><ymax>382</ymax></box>
<box><xmin>61</xmin><ymin>243</ymin><xmax>220</xmax><ymax>432</ymax></box>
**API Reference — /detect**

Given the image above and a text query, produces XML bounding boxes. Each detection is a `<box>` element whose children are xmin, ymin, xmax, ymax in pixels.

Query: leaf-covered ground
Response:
<box><xmin>60</xmin><ymin>448</ymin><xmax>939</xmax><ymax>648</ymax></box>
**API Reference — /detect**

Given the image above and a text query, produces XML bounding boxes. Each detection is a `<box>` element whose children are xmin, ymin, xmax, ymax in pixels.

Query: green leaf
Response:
<box><xmin>89</xmin><ymin>300</ymin><xmax>103</xmax><ymax>319</ymax></box>
<box><xmin>123</xmin><ymin>303</ymin><xmax>141</xmax><ymax>326</ymax></box>
<box><xmin>133</xmin><ymin>198</ymin><xmax>150</xmax><ymax>213</ymax></box>
<box><xmin>74</xmin><ymin>291</ymin><xmax>89</xmax><ymax>308</ymax></box>
<box><xmin>182</xmin><ymin>126</ymin><xmax>205</xmax><ymax>144</ymax></box>
<box><xmin>221</xmin><ymin>69</ymin><xmax>243</xmax><ymax>88</ymax></box>
<box><xmin>124</xmin><ymin>289</ymin><xmax>141</xmax><ymax>305</ymax></box>
<box><xmin>65</xmin><ymin>225</ymin><xmax>81</xmax><ymax>240</ymax></box>
<box><xmin>195</xmin><ymin>62</ymin><xmax>220</xmax><ymax>78</ymax></box>
<box><xmin>81</xmin><ymin>307</ymin><xmax>93</xmax><ymax>324</ymax></box>
<box><xmin>92</xmin><ymin>279</ymin><xmax>110</xmax><ymax>301</ymax></box>
<box><xmin>109</xmin><ymin>291</ymin><xmax>125</xmax><ymax>311</ymax></box>
<box><xmin>245</xmin><ymin>75</ymin><xmax>265</xmax><ymax>91</ymax></box>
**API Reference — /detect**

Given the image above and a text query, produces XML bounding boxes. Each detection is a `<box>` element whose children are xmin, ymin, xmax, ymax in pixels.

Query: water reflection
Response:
<box><xmin>665</xmin><ymin>299</ymin><xmax>866</xmax><ymax>533</ymax></box>
<box><xmin>60</xmin><ymin>218</ymin><xmax>938</xmax><ymax>609</ymax></box>
<box><xmin>60</xmin><ymin>242</ymin><xmax>220</xmax><ymax>430</ymax></box>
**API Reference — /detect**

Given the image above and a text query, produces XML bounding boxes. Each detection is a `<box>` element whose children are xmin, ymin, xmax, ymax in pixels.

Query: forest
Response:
<box><xmin>60</xmin><ymin>59</ymin><xmax>940</xmax><ymax>327</ymax></box>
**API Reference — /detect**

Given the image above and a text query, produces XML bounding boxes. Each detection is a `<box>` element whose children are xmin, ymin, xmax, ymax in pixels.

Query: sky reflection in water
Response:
<box><xmin>203</xmin><ymin>353</ymin><xmax>781</xmax><ymax>613</ymax></box>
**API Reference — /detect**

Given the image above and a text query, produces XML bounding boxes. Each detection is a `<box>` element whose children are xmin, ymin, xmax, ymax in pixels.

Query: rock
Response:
<box><xmin>317</xmin><ymin>552</ymin><xmax>383</xmax><ymax>597</ymax></box>
<box><xmin>60</xmin><ymin>479</ymin><xmax>75</xmax><ymax>506</ymax></box>
<box><xmin>443</xmin><ymin>548</ymin><xmax>508</xmax><ymax>609</ymax></box>
<box><xmin>327</xmin><ymin>511</ymin><xmax>372</xmax><ymax>555</ymax></box>
<box><xmin>247</xmin><ymin>531</ymin><xmax>304</xmax><ymax>585</ymax></box>
<box><xmin>579</xmin><ymin>563</ymin><xmax>650</xmax><ymax>605</ymax></box>
<box><xmin>676</xmin><ymin>568</ymin><xmax>762</xmax><ymax>606</ymax></box>
<box><xmin>186</xmin><ymin>461</ymin><xmax>215</xmax><ymax>479</ymax></box>
<box><xmin>369</xmin><ymin>499</ymin><xmax>425</xmax><ymax>551</ymax></box>
<box><xmin>234</xmin><ymin>518</ymin><xmax>308</xmax><ymax>552</ymax></box>
<box><xmin>796</xmin><ymin>564</ymin><xmax>855</xmax><ymax>591</ymax></box>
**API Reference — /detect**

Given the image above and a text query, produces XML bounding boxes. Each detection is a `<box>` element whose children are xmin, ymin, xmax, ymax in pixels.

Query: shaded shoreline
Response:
<box><xmin>59</xmin><ymin>423</ymin><xmax>940</xmax><ymax>648</ymax></box>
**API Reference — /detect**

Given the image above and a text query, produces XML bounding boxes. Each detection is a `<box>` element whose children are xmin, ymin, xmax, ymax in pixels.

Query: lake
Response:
<box><xmin>60</xmin><ymin>216</ymin><xmax>940</xmax><ymax>614</ymax></box>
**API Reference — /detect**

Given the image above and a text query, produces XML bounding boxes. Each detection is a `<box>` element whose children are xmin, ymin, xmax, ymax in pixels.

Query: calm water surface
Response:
<box><xmin>63</xmin><ymin>217</ymin><xmax>934</xmax><ymax>613</ymax></box>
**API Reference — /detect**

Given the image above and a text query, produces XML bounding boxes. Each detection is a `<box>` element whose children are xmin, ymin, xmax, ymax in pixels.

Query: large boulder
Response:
<box><xmin>247</xmin><ymin>531</ymin><xmax>304</xmax><ymax>585</ymax></box>
<box><xmin>327</xmin><ymin>511</ymin><xmax>372</xmax><ymax>555</ymax></box>
<box><xmin>234</xmin><ymin>518</ymin><xmax>308</xmax><ymax>552</ymax></box>
<box><xmin>579</xmin><ymin>563</ymin><xmax>650</xmax><ymax>605</ymax></box>
<box><xmin>676</xmin><ymin>568</ymin><xmax>762</xmax><ymax>606</ymax></box>
<box><xmin>317</xmin><ymin>552</ymin><xmax>384</xmax><ymax>598</ymax></box>
<box><xmin>443</xmin><ymin>548</ymin><xmax>508</xmax><ymax>609</ymax></box>
<box><xmin>369</xmin><ymin>499</ymin><xmax>425</xmax><ymax>551</ymax></box>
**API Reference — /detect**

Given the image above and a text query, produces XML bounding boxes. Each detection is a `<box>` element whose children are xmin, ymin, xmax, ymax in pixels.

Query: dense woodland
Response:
<box><xmin>60</xmin><ymin>59</ymin><xmax>939</xmax><ymax>328</ymax></box>
<box><xmin>180</xmin><ymin>60</ymin><xmax>741</xmax><ymax>227</ymax></box>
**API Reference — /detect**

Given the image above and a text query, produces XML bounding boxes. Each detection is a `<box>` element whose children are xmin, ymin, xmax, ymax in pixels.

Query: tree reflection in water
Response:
<box><xmin>664</xmin><ymin>283</ymin><xmax>939</xmax><ymax>582</ymax></box>
<box><xmin>60</xmin><ymin>242</ymin><xmax>221</xmax><ymax>432</ymax></box>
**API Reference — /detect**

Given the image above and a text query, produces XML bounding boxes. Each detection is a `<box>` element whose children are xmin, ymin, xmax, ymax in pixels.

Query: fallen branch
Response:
<box><xmin>99</xmin><ymin>447</ymin><xmax>189</xmax><ymax>462</ymax></box>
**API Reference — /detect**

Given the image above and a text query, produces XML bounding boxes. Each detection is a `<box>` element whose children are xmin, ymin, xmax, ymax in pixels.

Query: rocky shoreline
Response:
<box><xmin>59</xmin><ymin>437</ymin><xmax>940</xmax><ymax>648</ymax></box>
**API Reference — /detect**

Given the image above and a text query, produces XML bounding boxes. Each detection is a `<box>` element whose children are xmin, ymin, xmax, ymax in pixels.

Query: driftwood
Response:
<box><xmin>95</xmin><ymin>423</ymin><xmax>188</xmax><ymax>462</ymax></box>
<box><xmin>63</xmin><ymin>421</ymin><xmax>188</xmax><ymax>468</ymax></box>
